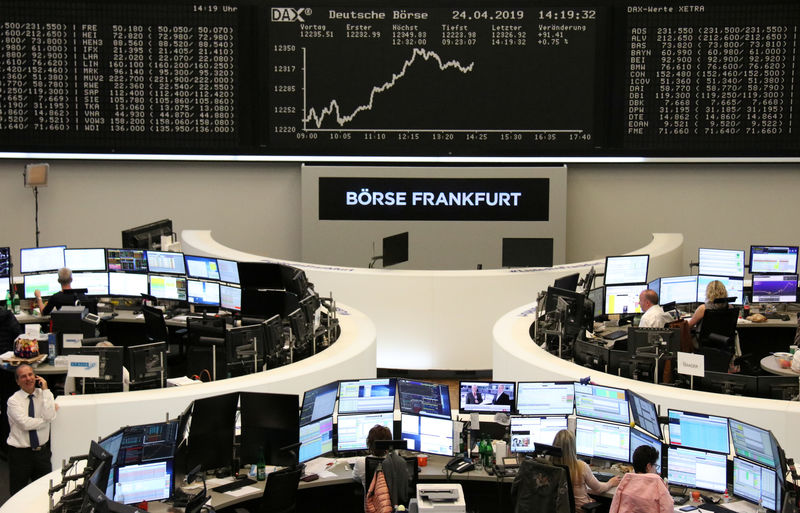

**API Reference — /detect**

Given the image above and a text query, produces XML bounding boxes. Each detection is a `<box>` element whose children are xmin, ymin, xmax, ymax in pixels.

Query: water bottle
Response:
<box><xmin>484</xmin><ymin>439</ymin><xmax>494</xmax><ymax>468</ymax></box>
<box><xmin>12</xmin><ymin>291</ymin><xmax>20</xmax><ymax>314</ymax></box>
<box><xmin>256</xmin><ymin>448</ymin><xmax>266</xmax><ymax>481</ymax></box>
<box><xmin>5</xmin><ymin>290</ymin><xmax>11</xmax><ymax>311</ymax></box>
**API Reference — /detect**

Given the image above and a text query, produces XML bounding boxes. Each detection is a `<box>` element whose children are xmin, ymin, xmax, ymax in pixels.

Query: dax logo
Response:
<box><xmin>271</xmin><ymin>7</ymin><xmax>311</xmax><ymax>22</ymax></box>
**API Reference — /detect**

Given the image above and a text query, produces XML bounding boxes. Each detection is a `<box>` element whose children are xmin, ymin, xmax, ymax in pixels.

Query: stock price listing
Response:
<box><xmin>267</xmin><ymin>5</ymin><xmax>603</xmax><ymax>156</ymax></box>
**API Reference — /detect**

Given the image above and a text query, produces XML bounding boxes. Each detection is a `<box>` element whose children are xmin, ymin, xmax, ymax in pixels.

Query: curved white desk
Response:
<box><xmin>182</xmin><ymin>231</ymin><xmax>684</xmax><ymax>370</ymax></box>
<box><xmin>493</xmin><ymin>303</ymin><xmax>800</xmax><ymax>467</ymax></box>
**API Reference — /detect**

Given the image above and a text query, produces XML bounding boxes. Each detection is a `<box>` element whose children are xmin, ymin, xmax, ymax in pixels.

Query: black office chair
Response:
<box><xmin>697</xmin><ymin>308</ymin><xmax>739</xmax><ymax>351</ymax></box>
<box><xmin>142</xmin><ymin>305</ymin><xmax>187</xmax><ymax>354</ymax></box>
<box><xmin>363</xmin><ymin>454</ymin><xmax>417</xmax><ymax>509</ymax></box>
<box><xmin>234</xmin><ymin>466</ymin><xmax>303</xmax><ymax>513</ymax></box>
<box><xmin>511</xmin><ymin>458</ymin><xmax>573</xmax><ymax>513</ymax></box>
<box><xmin>186</xmin><ymin>317</ymin><xmax>226</xmax><ymax>380</ymax></box>
<box><xmin>696</xmin><ymin>346</ymin><xmax>733</xmax><ymax>373</ymax></box>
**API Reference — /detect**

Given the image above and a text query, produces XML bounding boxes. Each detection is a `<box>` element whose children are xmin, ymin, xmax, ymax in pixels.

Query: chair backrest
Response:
<box><xmin>511</xmin><ymin>459</ymin><xmax>573</xmax><ymax>513</ymax></box>
<box><xmin>696</xmin><ymin>346</ymin><xmax>733</xmax><ymax>373</ymax></box>
<box><xmin>697</xmin><ymin>307</ymin><xmax>739</xmax><ymax>346</ymax></box>
<box><xmin>141</xmin><ymin>305</ymin><xmax>169</xmax><ymax>343</ymax></box>
<box><xmin>258</xmin><ymin>466</ymin><xmax>302</xmax><ymax>513</ymax></box>
<box><xmin>364</xmin><ymin>454</ymin><xmax>416</xmax><ymax>508</ymax></box>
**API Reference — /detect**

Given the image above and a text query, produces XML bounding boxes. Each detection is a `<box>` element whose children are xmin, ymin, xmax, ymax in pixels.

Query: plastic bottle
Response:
<box><xmin>11</xmin><ymin>291</ymin><xmax>20</xmax><ymax>314</ymax></box>
<box><xmin>256</xmin><ymin>448</ymin><xmax>266</xmax><ymax>481</ymax></box>
<box><xmin>5</xmin><ymin>290</ymin><xmax>11</xmax><ymax>311</ymax></box>
<box><xmin>484</xmin><ymin>439</ymin><xmax>494</xmax><ymax>468</ymax></box>
<box><xmin>743</xmin><ymin>295</ymin><xmax>750</xmax><ymax>319</ymax></box>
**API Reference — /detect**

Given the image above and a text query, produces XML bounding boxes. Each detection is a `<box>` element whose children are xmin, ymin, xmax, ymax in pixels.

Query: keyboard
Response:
<box><xmin>764</xmin><ymin>313</ymin><xmax>790</xmax><ymax>321</ymax></box>
<box><xmin>698</xmin><ymin>503</ymin><xmax>732</xmax><ymax>512</ymax></box>
<box><xmin>602</xmin><ymin>330</ymin><xmax>627</xmax><ymax>340</ymax></box>
<box><xmin>212</xmin><ymin>478</ymin><xmax>256</xmax><ymax>493</ymax></box>
<box><xmin>593</xmin><ymin>471</ymin><xmax>614</xmax><ymax>482</ymax></box>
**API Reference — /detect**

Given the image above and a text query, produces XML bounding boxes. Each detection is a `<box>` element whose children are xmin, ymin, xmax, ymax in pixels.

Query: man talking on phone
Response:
<box><xmin>7</xmin><ymin>364</ymin><xmax>57</xmax><ymax>495</ymax></box>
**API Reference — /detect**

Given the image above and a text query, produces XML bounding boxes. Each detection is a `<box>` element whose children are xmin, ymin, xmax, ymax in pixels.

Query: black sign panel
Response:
<box><xmin>318</xmin><ymin>177</ymin><xmax>549</xmax><ymax>221</ymax></box>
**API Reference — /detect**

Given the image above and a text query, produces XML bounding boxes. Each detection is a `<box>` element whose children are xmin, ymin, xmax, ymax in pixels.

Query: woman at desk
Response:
<box><xmin>609</xmin><ymin>445</ymin><xmax>673</xmax><ymax>513</ymax></box>
<box><xmin>687</xmin><ymin>280</ymin><xmax>728</xmax><ymax>329</ymax></box>
<box><xmin>352</xmin><ymin>424</ymin><xmax>392</xmax><ymax>488</ymax></box>
<box><xmin>550</xmin><ymin>430</ymin><xmax>621</xmax><ymax>511</ymax></box>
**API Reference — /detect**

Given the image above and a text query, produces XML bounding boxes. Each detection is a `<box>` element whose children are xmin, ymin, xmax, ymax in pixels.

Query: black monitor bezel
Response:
<box><xmin>626</xmin><ymin>389</ymin><xmax>661</xmax><ymax>440</ymax></box>
<box><xmin>145</xmin><ymin>250</ymin><xmax>186</xmax><ymax>276</ymax></box>
<box><xmin>184</xmin><ymin>254</ymin><xmax>221</xmax><ymax>281</ymax></box>
<box><xmin>219</xmin><ymin>283</ymin><xmax>242</xmax><ymax>312</ymax></box>
<box><xmin>397</xmin><ymin>378</ymin><xmax>451</xmax><ymax>420</ymax></box>
<box><xmin>509</xmin><ymin>414</ymin><xmax>569</xmax><ymax>454</ymax></box>
<box><xmin>64</xmin><ymin>247</ymin><xmax>108</xmax><ymax>272</ymax></box>
<box><xmin>106</xmin><ymin>248</ymin><xmax>149</xmax><ymax>274</ymax></box>
<box><xmin>20</xmin><ymin>245</ymin><xmax>66</xmax><ymax>274</ymax></box>
<box><xmin>398</xmin><ymin>412</ymin><xmax>453</xmax><ymax>456</ymax></box>
<box><xmin>666</xmin><ymin>408</ymin><xmax>730</xmax><ymax>455</ymax></box>
<box><xmin>749</xmin><ymin>245</ymin><xmax>799</xmax><ymax>275</ymax></box>
<box><xmin>728</xmin><ymin>417</ymin><xmax>779</xmax><ymax>469</ymax></box>
<box><xmin>657</xmin><ymin>275</ymin><xmax>699</xmax><ymax>305</ymax></box>
<box><xmin>300</xmin><ymin>381</ymin><xmax>339</xmax><ymax>427</ymax></box>
<box><xmin>515</xmin><ymin>381</ymin><xmax>575</xmax><ymax>416</ymax></box>
<box><xmin>574</xmin><ymin>416</ymin><xmax>631</xmax><ymax>463</ymax></box>
<box><xmin>751</xmin><ymin>274</ymin><xmax>798</xmax><ymax>304</ymax></box>
<box><xmin>334</xmin><ymin>411</ymin><xmax>395</xmax><ymax>454</ymax></box>
<box><xmin>148</xmin><ymin>274</ymin><xmax>188</xmax><ymax>302</ymax></box>
<box><xmin>186</xmin><ymin>279</ymin><xmax>221</xmax><ymax>306</ymax></box>
<box><xmin>603</xmin><ymin>283</ymin><xmax>647</xmax><ymax>315</ymax></box>
<box><xmin>22</xmin><ymin>272</ymin><xmax>60</xmax><ymax>299</ymax></box>
<box><xmin>108</xmin><ymin>271</ymin><xmax>149</xmax><ymax>298</ymax></box>
<box><xmin>666</xmin><ymin>445</ymin><xmax>729</xmax><ymax>494</ymax></box>
<box><xmin>457</xmin><ymin>380</ymin><xmax>516</xmax><ymax>415</ymax></box>
<box><xmin>697</xmin><ymin>247</ymin><xmax>746</xmax><ymax>278</ymax></box>
<box><xmin>603</xmin><ymin>254</ymin><xmax>650</xmax><ymax>286</ymax></box>
<box><xmin>574</xmin><ymin>382</ymin><xmax>630</xmax><ymax>425</ymax></box>
<box><xmin>337</xmin><ymin>377</ymin><xmax>397</xmax><ymax>415</ymax></box>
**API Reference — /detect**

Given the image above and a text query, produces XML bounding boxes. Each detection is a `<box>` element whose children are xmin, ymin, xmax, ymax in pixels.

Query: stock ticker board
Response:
<box><xmin>0</xmin><ymin>0</ymin><xmax>799</xmax><ymax>157</ymax></box>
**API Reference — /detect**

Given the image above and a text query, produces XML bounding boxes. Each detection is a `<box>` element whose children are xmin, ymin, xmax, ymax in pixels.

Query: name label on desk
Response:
<box><xmin>67</xmin><ymin>355</ymin><xmax>100</xmax><ymax>378</ymax></box>
<box><xmin>677</xmin><ymin>352</ymin><xmax>705</xmax><ymax>377</ymax></box>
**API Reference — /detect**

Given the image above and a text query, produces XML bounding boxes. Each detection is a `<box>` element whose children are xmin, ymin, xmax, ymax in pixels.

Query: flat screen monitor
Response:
<box><xmin>299</xmin><ymin>416</ymin><xmax>334</xmax><ymax>463</ymax></box>
<box><xmin>23</xmin><ymin>272</ymin><xmax>60</xmax><ymax>298</ymax></box>
<box><xmin>627</xmin><ymin>390</ymin><xmax>661</xmax><ymax>439</ymax></box>
<box><xmin>217</xmin><ymin>258</ymin><xmax>240</xmax><ymax>284</ymax></box>
<box><xmin>553</xmin><ymin>273</ymin><xmax>580</xmax><ymax>292</ymax></box>
<box><xmin>72</xmin><ymin>272</ymin><xmax>109</xmax><ymax>296</ymax></box>
<box><xmin>400</xmin><ymin>413</ymin><xmax>453</xmax><ymax>456</ymax></box>
<box><xmin>149</xmin><ymin>275</ymin><xmax>187</xmax><ymax>301</ymax></box>
<box><xmin>187</xmin><ymin>279</ymin><xmax>220</xmax><ymax>306</ymax></box>
<box><xmin>300</xmin><ymin>381</ymin><xmax>339</xmax><ymax>427</ymax></box>
<box><xmin>237</xmin><ymin>262</ymin><xmax>283</xmax><ymax>289</ymax></box>
<box><xmin>121</xmin><ymin>219</ymin><xmax>173</xmax><ymax>250</ymax></box>
<box><xmin>146</xmin><ymin>251</ymin><xmax>185</xmax><ymax>275</ymax></box>
<box><xmin>729</xmin><ymin>418</ymin><xmax>778</xmax><ymax>468</ymax></box>
<box><xmin>667</xmin><ymin>409</ymin><xmax>729</xmax><ymax>454</ymax></box>
<box><xmin>0</xmin><ymin>277</ymin><xmax>9</xmax><ymax>301</ymax></box>
<box><xmin>225</xmin><ymin>324</ymin><xmax>264</xmax><ymax>375</ymax></box>
<box><xmin>110</xmin><ymin>421</ymin><xmax>180</xmax><ymax>468</ymax></box>
<box><xmin>575</xmin><ymin>417</ymin><xmax>630</xmax><ymax>462</ymax></box>
<box><xmin>127</xmin><ymin>342</ymin><xmax>166</xmax><ymax>386</ymax></box>
<box><xmin>20</xmin><ymin>245</ymin><xmax>65</xmax><ymax>274</ymax></box>
<box><xmin>700</xmin><ymin>371</ymin><xmax>758</xmax><ymax>397</ymax></box>
<box><xmin>733</xmin><ymin>457</ymin><xmax>778</xmax><ymax>512</ymax></box>
<box><xmin>604</xmin><ymin>284</ymin><xmax>647</xmax><ymax>315</ymax></box>
<box><xmin>112</xmin><ymin>459</ymin><xmax>173</xmax><ymax>504</ymax></box>
<box><xmin>185</xmin><ymin>255</ymin><xmax>221</xmax><ymax>281</ymax></box>
<box><xmin>574</xmin><ymin>382</ymin><xmax>629</xmax><ymax>424</ymax></box>
<box><xmin>458</xmin><ymin>381</ymin><xmax>515</xmax><ymax>414</ymax></box>
<box><xmin>107</xmin><ymin>248</ymin><xmax>148</xmax><ymax>273</ymax></box>
<box><xmin>698</xmin><ymin>247</ymin><xmax>745</xmax><ymax>278</ymax></box>
<box><xmin>604</xmin><ymin>255</ymin><xmax>649</xmax><ymax>285</ymax></box>
<box><xmin>219</xmin><ymin>284</ymin><xmax>241</xmax><ymax>312</ymax></box>
<box><xmin>627</xmin><ymin>327</ymin><xmax>681</xmax><ymax>356</ymax></box>
<box><xmin>659</xmin><ymin>275</ymin><xmax>699</xmax><ymax>305</ymax></box>
<box><xmin>648</xmin><ymin>278</ymin><xmax>660</xmax><ymax>297</ymax></box>
<box><xmin>630</xmin><ymin>429</ymin><xmax>662</xmax><ymax>474</ymax></box>
<box><xmin>752</xmin><ymin>274</ymin><xmax>798</xmax><ymax>303</ymax></box>
<box><xmin>383</xmin><ymin>232</ymin><xmax>409</xmax><ymax>267</ymax></box>
<box><xmin>108</xmin><ymin>272</ymin><xmax>148</xmax><ymax>297</ymax></box>
<box><xmin>0</xmin><ymin>247</ymin><xmax>9</xmax><ymax>277</ymax></box>
<box><xmin>697</xmin><ymin>275</ymin><xmax>744</xmax><ymax>305</ymax></box>
<box><xmin>74</xmin><ymin>345</ymin><xmax>125</xmax><ymax>386</ymax></box>
<box><xmin>336</xmin><ymin>412</ymin><xmax>394</xmax><ymax>452</ymax></box>
<box><xmin>588</xmin><ymin>287</ymin><xmax>603</xmax><ymax>318</ymax></box>
<box><xmin>750</xmin><ymin>246</ymin><xmax>799</xmax><ymax>275</ymax></box>
<box><xmin>516</xmin><ymin>382</ymin><xmax>574</xmax><ymax>416</ymax></box>
<box><xmin>239</xmin><ymin>392</ymin><xmax>300</xmax><ymax>467</ymax></box>
<box><xmin>397</xmin><ymin>379</ymin><xmax>451</xmax><ymax>419</ymax></box>
<box><xmin>510</xmin><ymin>416</ymin><xmax>568</xmax><ymax>453</ymax></box>
<box><xmin>573</xmin><ymin>339</ymin><xmax>610</xmax><ymax>371</ymax></box>
<box><xmin>758</xmin><ymin>375</ymin><xmax>800</xmax><ymax>400</ymax></box>
<box><xmin>187</xmin><ymin>393</ymin><xmax>238</xmax><ymax>472</ymax></box>
<box><xmin>64</xmin><ymin>248</ymin><xmax>107</xmax><ymax>272</ymax></box>
<box><xmin>338</xmin><ymin>378</ymin><xmax>397</xmax><ymax>414</ymax></box>
<box><xmin>667</xmin><ymin>446</ymin><xmax>727</xmax><ymax>493</ymax></box>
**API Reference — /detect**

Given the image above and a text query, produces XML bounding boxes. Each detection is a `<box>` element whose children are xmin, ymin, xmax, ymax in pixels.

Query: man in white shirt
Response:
<box><xmin>638</xmin><ymin>290</ymin><xmax>673</xmax><ymax>328</ymax></box>
<box><xmin>7</xmin><ymin>364</ymin><xmax>57</xmax><ymax>495</ymax></box>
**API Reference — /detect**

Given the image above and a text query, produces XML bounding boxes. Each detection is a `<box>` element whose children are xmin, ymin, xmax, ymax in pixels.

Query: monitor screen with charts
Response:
<box><xmin>733</xmin><ymin>457</ymin><xmax>778</xmax><ymax>512</ymax></box>
<box><xmin>107</xmin><ymin>249</ymin><xmax>148</xmax><ymax>273</ymax></box>
<box><xmin>574</xmin><ymin>382</ymin><xmax>629</xmax><ymax>424</ymax></box>
<box><xmin>0</xmin><ymin>247</ymin><xmax>9</xmax><ymax>278</ymax></box>
<box><xmin>149</xmin><ymin>275</ymin><xmax>187</xmax><ymax>301</ymax></box>
<box><xmin>516</xmin><ymin>382</ymin><xmax>574</xmax><ymax>416</ymax></box>
<box><xmin>298</xmin><ymin>416</ymin><xmax>334</xmax><ymax>463</ymax></box>
<box><xmin>667</xmin><ymin>446</ymin><xmax>727</xmax><ymax>493</ymax></box>
<box><xmin>187</xmin><ymin>280</ymin><xmax>220</xmax><ymax>306</ymax></box>
<box><xmin>72</xmin><ymin>272</ymin><xmax>109</xmax><ymax>296</ymax></box>
<box><xmin>184</xmin><ymin>255</ymin><xmax>220</xmax><ymax>281</ymax></box>
<box><xmin>698</xmin><ymin>248</ymin><xmax>745</xmax><ymax>278</ymax></box>
<box><xmin>729</xmin><ymin>418</ymin><xmax>778</xmax><ymax>468</ymax></box>
<box><xmin>400</xmin><ymin>414</ymin><xmax>453</xmax><ymax>456</ymax></box>
<box><xmin>146</xmin><ymin>251</ymin><xmax>185</xmax><ymax>275</ymax></box>
<box><xmin>20</xmin><ymin>245</ymin><xmax>65</xmax><ymax>273</ymax></box>
<box><xmin>398</xmin><ymin>379</ymin><xmax>451</xmax><ymax>419</ymax></box>
<box><xmin>630</xmin><ymin>429</ymin><xmax>662</xmax><ymax>474</ymax></box>
<box><xmin>752</xmin><ymin>274</ymin><xmax>798</xmax><ymax>303</ymax></box>
<box><xmin>604</xmin><ymin>284</ymin><xmax>646</xmax><ymax>315</ymax></box>
<box><xmin>458</xmin><ymin>381</ymin><xmax>515</xmax><ymax>414</ymax></box>
<box><xmin>217</xmin><ymin>259</ymin><xmax>240</xmax><ymax>284</ymax></box>
<box><xmin>658</xmin><ymin>276</ymin><xmax>698</xmax><ymax>305</ymax></box>
<box><xmin>588</xmin><ymin>287</ymin><xmax>603</xmax><ymax>318</ymax></box>
<box><xmin>23</xmin><ymin>273</ymin><xmax>59</xmax><ymax>299</ymax></box>
<box><xmin>338</xmin><ymin>378</ymin><xmax>396</xmax><ymax>414</ymax></box>
<box><xmin>604</xmin><ymin>255</ymin><xmax>649</xmax><ymax>285</ymax></box>
<box><xmin>667</xmin><ymin>409</ymin><xmax>729</xmax><ymax>454</ymax></box>
<box><xmin>300</xmin><ymin>381</ymin><xmax>339</xmax><ymax>427</ymax></box>
<box><xmin>510</xmin><ymin>416</ymin><xmax>567</xmax><ymax>453</ymax></box>
<box><xmin>575</xmin><ymin>417</ymin><xmax>630</xmax><ymax>462</ymax></box>
<box><xmin>696</xmin><ymin>275</ymin><xmax>744</xmax><ymax>305</ymax></box>
<box><xmin>64</xmin><ymin>248</ymin><xmax>107</xmax><ymax>272</ymax></box>
<box><xmin>109</xmin><ymin>272</ymin><xmax>148</xmax><ymax>297</ymax></box>
<box><xmin>336</xmin><ymin>412</ymin><xmax>394</xmax><ymax>452</ymax></box>
<box><xmin>750</xmin><ymin>245</ymin><xmax>798</xmax><ymax>275</ymax></box>
<box><xmin>219</xmin><ymin>284</ymin><xmax>241</xmax><ymax>311</ymax></box>
<box><xmin>628</xmin><ymin>390</ymin><xmax>661</xmax><ymax>440</ymax></box>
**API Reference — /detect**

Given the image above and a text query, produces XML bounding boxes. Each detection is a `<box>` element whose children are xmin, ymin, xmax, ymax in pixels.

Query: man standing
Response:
<box><xmin>638</xmin><ymin>290</ymin><xmax>673</xmax><ymax>328</ymax></box>
<box><xmin>7</xmin><ymin>364</ymin><xmax>57</xmax><ymax>495</ymax></box>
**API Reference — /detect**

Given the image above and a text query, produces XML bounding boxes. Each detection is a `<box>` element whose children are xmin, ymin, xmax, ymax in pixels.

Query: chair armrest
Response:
<box><xmin>583</xmin><ymin>501</ymin><xmax>607</xmax><ymax>513</ymax></box>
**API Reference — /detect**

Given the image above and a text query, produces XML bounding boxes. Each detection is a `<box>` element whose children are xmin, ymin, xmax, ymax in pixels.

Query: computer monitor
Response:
<box><xmin>574</xmin><ymin>382</ymin><xmax>629</xmax><ymax>424</ymax></box>
<box><xmin>219</xmin><ymin>284</ymin><xmax>241</xmax><ymax>311</ymax></box>
<box><xmin>699</xmin><ymin>247</ymin><xmax>745</xmax><ymax>278</ymax></box>
<box><xmin>184</xmin><ymin>255</ymin><xmax>221</xmax><ymax>281</ymax></box>
<box><xmin>288</xmin><ymin>308</ymin><xmax>310</xmax><ymax>355</ymax></box>
<box><xmin>0</xmin><ymin>247</ymin><xmax>9</xmax><ymax>277</ymax></box>
<box><xmin>217</xmin><ymin>258</ymin><xmax>240</xmax><ymax>284</ymax></box>
<box><xmin>729</xmin><ymin>418</ymin><xmax>779</xmax><ymax>468</ymax></box>
<box><xmin>0</xmin><ymin>277</ymin><xmax>9</xmax><ymax>301</ymax></box>
<box><xmin>239</xmin><ymin>392</ymin><xmax>300</xmax><ymax>467</ymax></box>
<box><xmin>382</xmin><ymin>232</ymin><xmax>409</xmax><ymax>267</ymax></box>
<box><xmin>300</xmin><ymin>381</ymin><xmax>339</xmax><ymax>426</ymax></box>
<box><xmin>74</xmin><ymin>345</ymin><xmax>125</xmax><ymax>394</ymax></box>
<box><xmin>86</xmin><ymin>440</ymin><xmax>114</xmax><ymax>492</ymax></box>
<box><xmin>149</xmin><ymin>275</ymin><xmax>187</xmax><ymax>301</ymax></box>
<box><xmin>575</xmin><ymin>417</ymin><xmax>630</xmax><ymax>462</ymax></box>
<box><xmin>106</xmin><ymin>248</ymin><xmax>148</xmax><ymax>273</ymax></box>
<box><xmin>336</xmin><ymin>412</ymin><xmax>394</xmax><ymax>452</ymax></box>
<box><xmin>225</xmin><ymin>323</ymin><xmax>264</xmax><ymax>376</ymax></box>
<box><xmin>627</xmin><ymin>327</ymin><xmax>681</xmax><ymax>355</ymax></box>
<box><xmin>127</xmin><ymin>342</ymin><xmax>166</xmax><ymax>389</ymax></box>
<box><xmin>23</xmin><ymin>272</ymin><xmax>60</xmax><ymax>298</ymax></box>
<box><xmin>573</xmin><ymin>339</ymin><xmax>610</xmax><ymax>371</ymax></box>
<box><xmin>237</xmin><ymin>262</ymin><xmax>283</xmax><ymax>290</ymax></box>
<box><xmin>186</xmin><ymin>393</ymin><xmax>238</xmax><ymax>472</ymax></box>
<box><xmin>516</xmin><ymin>382</ymin><xmax>574</xmax><ymax>416</ymax></box>
<box><xmin>587</xmin><ymin>287</ymin><xmax>604</xmax><ymax>318</ymax></box>
<box><xmin>20</xmin><ymin>245</ymin><xmax>65</xmax><ymax>273</ymax></box>
<box><xmin>604</xmin><ymin>255</ymin><xmax>649</xmax><ymax>285</ymax></box>
<box><xmin>64</xmin><ymin>248</ymin><xmax>107</xmax><ymax>272</ymax></box>
<box><xmin>109</xmin><ymin>272</ymin><xmax>148</xmax><ymax>297</ymax></box>
<box><xmin>667</xmin><ymin>409</ymin><xmax>729</xmax><ymax>454</ymax></box>
<box><xmin>71</xmin><ymin>272</ymin><xmax>109</xmax><ymax>296</ymax></box>
<box><xmin>627</xmin><ymin>390</ymin><xmax>661</xmax><ymax>440</ymax></box>
<box><xmin>262</xmin><ymin>314</ymin><xmax>285</xmax><ymax>360</ymax></box>
<box><xmin>187</xmin><ymin>279</ymin><xmax>220</xmax><ymax>306</ymax></box>
<box><xmin>604</xmin><ymin>284</ymin><xmax>647</xmax><ymax>315</ymax></box>
<box><xmin>700</xmin><ymin>371</ymin><xmax>758</xmax><ymax>396</ymax></box>
<box><xmin>146</xmin><ymin>251</ymin><xmax>186</xmax><ymax>275</ymax></box>
<box><xmin>630</xmin><ymin>429</ymin><xmax>662</xmax><ymax>474</ymax></box>
<box><xmin>750</xmin><ymin>245</ymin><xmax>799</xmax><ymax>275</ymax></box>
<box><xmin>458</xmin><ymin>381</ymin><xmax>515</xmax><ymax>414</ymax></box>
<box><xmin>281</xmin><ymin>266</ymin><xmax>310</xmax><ymax>298</ymax></box>
<box><xmin>510</xmin><ymin>416</ymin><xmax>568</xmax><ymax>453</ymax></box>
<box><xmin>733</xmin><ymin>457</ymin><xmax>778</xmax><ymax>512</ymax></box>
<box><xmin>122</xmin><ymin>219</ymin><xmax>173</xmax><ymax>250</ymax></box>
<box><xmin>757</xmin><ymin>375</ymin><xmax>799</xmax><ymax>400</ymax></box>
<box><xmin>112</xmin><ymin>459</ymin><xmax>174</xmax><ymax>504</ymax></box>
<box><xmin>299</xmin><ymin>415</ymin><xmax>334</xmax><ymax>463</ymax></box>
<box><xmin>659</xmin><ymin>276</ymin><xmax>699</xmax><ymax>305</ymax></box>
<box><xmin>400</xmin><ymin>413</ymin><xmax>453</xmax><ymax>456</ymax></box>
<box><xmin>540</xmin><ymin>286</ymin><xmax>593</xmax><ymax>343</ymax></box>
<box><xmin>752</xmin><ymin>274</ymin><xmax>798</xmax><ymax>303</ymax></box>
<box><xmin>397</xmin><ymin>378</ymin><xmax>451</xmax><ymax>419</ymax></box>
<box><xmin>697</xmin><ymin>275</ymin><xmax>744</xmax><ymax>305</ymax></box>
<box><xmin>553</xmin><ymin>273</ymin><xmax>580</xmax><ymax>292</ymax></box>
<box><xmin>338</xmin><ymin>378</ymin><xmax>397</xmax><ymax>414</ymax></box>
<box><xmin>648</xmin><ymin>278</ymin><xmax>660</xmax><ymax>297</ymax></box>
<box><xmin>667</xmin><ymin>446</ymin><xmax>728</xmax><ymax>493</ymax></box>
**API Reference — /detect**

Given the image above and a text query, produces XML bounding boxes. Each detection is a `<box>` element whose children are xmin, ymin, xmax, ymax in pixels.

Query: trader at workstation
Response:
<box><xmin>7</xmin><ymin>364</ymin><xmax>57</xmax><ymax>495</ymax></box>
<box><xmin>638</xmin><ymin>290</ymin><xmax>673</xmax><ymax>328</ymax></box>
<box><xmin>609</xmin><ymin>445</ymin><xmax>673</xmax><ymax>513</ymax></box>
<box><xmin>34</xmin><ymin>267</ymin><xmax>87</xmax><ymax>315</ymax></box>
<box><xmin>687</xmin><ymin>280</ymin><xmax>729</xmax><ymax>329</ymax></box>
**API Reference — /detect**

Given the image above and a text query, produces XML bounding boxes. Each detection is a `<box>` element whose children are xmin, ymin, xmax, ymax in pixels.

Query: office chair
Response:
<box><xmin>511</xmin><ymin>458</ymin><xmax>573</xmax><ymax>513</ymax></box>
<box><xmin>363</xmin><ymin>454</ymin><xmax>417</xmax><ymax>509</ymax></box>
<box><xmin>234</xmin><ymin>466</ymin><xmax>302</xmax><ymax>513</ymax></box>
<box><xmin>186</xmin><ymin>317</ymin><xmax>226</xmax><ymax>380</ymax></box>
<box><xmin>696</xmin><ymin>346</ymin><xmax>733</xmax><ymax>373</ymax></box>
<box><xmin>142</xmin><ymin>305</ymin><xmax>187</xmax><ymax>355</ymax></box>
<box><xmin>697</xmin><ymin>308</ymin><xmax>739</xmax><ymax>351</ymax></box>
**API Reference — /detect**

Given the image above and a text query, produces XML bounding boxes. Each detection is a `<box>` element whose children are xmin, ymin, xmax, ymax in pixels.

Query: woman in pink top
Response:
<box><xmin>610</xmin><ymin>445</ymin><xmax>673</xmax><ymax>513</ymax></box>
<box><xmin>551</xmin><ymin>430</ymin><xmax>621</xmax><ymax>511</ymax></box>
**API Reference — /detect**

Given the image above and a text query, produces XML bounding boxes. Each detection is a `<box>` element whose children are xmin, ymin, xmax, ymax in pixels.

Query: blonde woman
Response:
<box><xmin>687</xmin><ymin>280</ymin><xmax>729</xmax><ymax>329</ymax></box>
<box><xmin>551</xmin><ymin>429</ymin><xmax>621</xmax><ymax>511</ymax></box>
